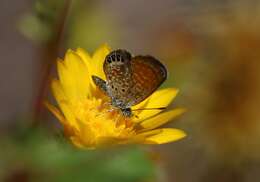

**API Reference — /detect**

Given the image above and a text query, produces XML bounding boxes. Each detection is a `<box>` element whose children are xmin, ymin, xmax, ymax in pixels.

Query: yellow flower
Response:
<box><xmin>46</xmin><ymin>44</ymin><xmax>186</xmax><ymax>149</ymax></box>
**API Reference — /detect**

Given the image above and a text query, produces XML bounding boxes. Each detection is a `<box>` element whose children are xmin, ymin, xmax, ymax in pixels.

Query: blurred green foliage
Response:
<box><xmin>18</xmin><ymin>0</ymin><xmax>118</xmax><ymax>50</ymax></box>
<box><xmin>67</xmin><ymin>7</ymin><xmax>118</xmax><ymax>52</ymax></box>
<box><xmin>18</xmin><ymin>0</ymin><xmax>65</xmax><ymax>43</ymax></box>
<box><xmin>0</xmin><ymin>128</ymin><xmax>155</xmax><ymax>182</ymax></box>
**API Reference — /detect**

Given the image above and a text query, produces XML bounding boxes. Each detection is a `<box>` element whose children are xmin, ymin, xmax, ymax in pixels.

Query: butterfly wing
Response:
<box><xmin>128</xmin><ymin>55</ymin><xmax>167</xmax><ymax>106</ymax></box>
<box><xmin>102</xmin><ymin>50</ymin><xmax>167</xmax><ymax>109</ymax></box>
<box><xmin>103</xmin><ymin>50</ymin><xmax>134</xmax><ymax>107</ymax></box>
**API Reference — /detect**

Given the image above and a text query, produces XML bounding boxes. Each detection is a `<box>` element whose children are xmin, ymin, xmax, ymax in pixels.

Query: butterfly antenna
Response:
<box><xmin>132</xmin><ymin>107</ymin><xmax>166</xmax><ymax>118</ymax></box>
<box><xmin>132</xmin><ymin>107</ymin><xmax>166</xmax><ymax>111</ymax></box>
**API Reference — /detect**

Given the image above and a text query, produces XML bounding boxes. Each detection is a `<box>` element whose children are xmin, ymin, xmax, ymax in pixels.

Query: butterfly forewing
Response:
<box><xmin>128</xmin><ymin>56</ymin><xmax>167</xmax><ymax>106</ymax></box>
<box><xmin>103</xmin><ymin>50</ymin><xmax>133</xmax><ymax>105</ymax></box>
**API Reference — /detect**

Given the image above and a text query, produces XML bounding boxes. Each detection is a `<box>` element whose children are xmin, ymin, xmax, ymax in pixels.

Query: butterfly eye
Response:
<box><xmin>111</xmin><ymin>85</ymin><xmax>114</xmax><ymax>89</ymax></box>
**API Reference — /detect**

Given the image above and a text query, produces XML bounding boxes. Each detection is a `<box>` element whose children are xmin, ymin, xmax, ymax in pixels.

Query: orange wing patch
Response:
<box><xmin>129</xmin><ymin>56</ymin><xmax>167</xmax><ymax>106</ymax></box>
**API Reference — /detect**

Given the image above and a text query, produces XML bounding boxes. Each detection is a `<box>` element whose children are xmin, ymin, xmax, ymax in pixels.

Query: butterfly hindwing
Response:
<box><xmin>128</xmin><ymin>55</ymin><xmax>167</xmax><ymax>106</ymax></box>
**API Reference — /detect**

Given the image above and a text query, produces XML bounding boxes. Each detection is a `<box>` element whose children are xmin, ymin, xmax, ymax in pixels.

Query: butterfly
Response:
<box><xmin>92</xmin><ymin>49</ymin><xmax>167</xmax><ymax>117</ymax></box>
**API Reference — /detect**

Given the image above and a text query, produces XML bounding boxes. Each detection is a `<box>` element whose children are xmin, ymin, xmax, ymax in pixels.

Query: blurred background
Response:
<box><xmin>1</xmin><ymin>0</ymin><xmax>260</xmax><ymax>181</ymax></box>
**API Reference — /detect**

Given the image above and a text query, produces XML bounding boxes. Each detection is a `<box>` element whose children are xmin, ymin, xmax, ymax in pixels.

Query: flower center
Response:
<box><xmin>74</xmin><ymin>97</ymin><xmax>136</xmax><ymax>144</ymax></box>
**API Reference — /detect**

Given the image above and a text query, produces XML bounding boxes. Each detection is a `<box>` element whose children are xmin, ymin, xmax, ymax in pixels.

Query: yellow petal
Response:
<box><xmin>51</xmin><ymin>79</ymin><xmax>77</xmax><ymax>127</ymax></box>
<box><xmin>139</xmin><ymin>108</ymin><xmax>186</xmax><ymax>131</ymax></box>
<box><xmin>76</xmin><ymin>48</ymin><xmax>94</xmax><ymax>86</ymax></box>
<box><xmin>70</xmin><ymin>136</ymin><xmax>88</xmax><ymax>149</ymax></box>
<box><xmin>133</xmin><ymin>88</ymin><xmax>179</xmax><ymax>122</ymax></box>
<box><xmin>65</xmin><ymin>50</ymin><xmax>90</xmax><ymax>98</ymax></box>
<box><xmin>96</xmin><ymin>137</ymin><xmax>125</xmax><ymax>148</ymax></box>
<box><xmin>142</xmin><ymin>128</ymin><xmax>186</xmax><ymax>144</ymax></box>
<box><xmin>44</xmin><ymin>101</ymin><xmax>66</xmax><ymax>125</ymax></box>
<box><xmin>57</xmin><ymin>60</ymin><xmax>76</xmax><ymax>100</ymax></box>
<box><xmin>131</xmin><ymin>129</ymin><xmax>162</xmax><ymax>144</ymax></box>
<box><xmin>58</xmin><ymin>50</ymin><xmax>90</xmax><ymax>101</ymax></box>
<box><xmin>91</xmin><ymin>44</ymin><xmax>111</xmax><ymax>81</ymax></box>
<box><xmin>131</xmin><ymin>98</ymin><xmax>149</xmax><ymax>111</ymax></box>
<box><xmin>76</xmin><ymin>119</ymin><xmax>96</xmax><ymax>146</ymax></box>
<box><xmin>75</xmin><ymin>48</ymin><xmax>91</xmax><ymax>68</ymax></box>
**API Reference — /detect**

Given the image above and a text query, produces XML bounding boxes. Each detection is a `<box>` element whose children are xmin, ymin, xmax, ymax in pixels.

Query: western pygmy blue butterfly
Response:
<box><xmin>92</xmin><ymin>49</ymin><xmax>167</xmax><ymax>117</ymax></box>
